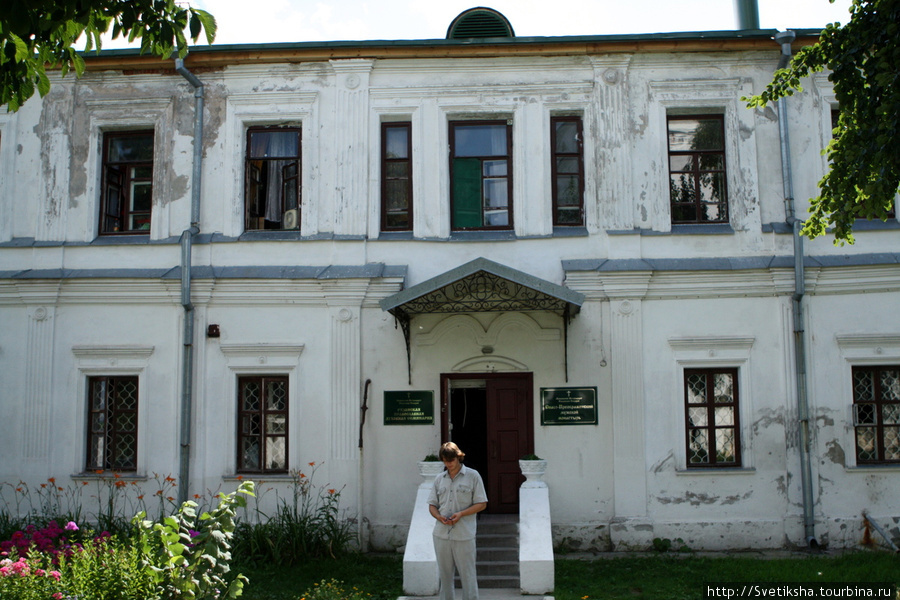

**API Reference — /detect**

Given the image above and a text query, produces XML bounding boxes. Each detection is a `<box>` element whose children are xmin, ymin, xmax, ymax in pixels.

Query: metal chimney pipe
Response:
<box><xmin>734</xmin><ymin>0</ymin><xmax>760</xmax><ymax>29</ymax></box>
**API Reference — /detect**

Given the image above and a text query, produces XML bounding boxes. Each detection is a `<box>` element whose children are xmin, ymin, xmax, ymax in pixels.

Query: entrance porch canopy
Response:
<box><xmin>380</xmin><ymin>257</ymin><xmax>585</xmax><ymax>382</ymax></box>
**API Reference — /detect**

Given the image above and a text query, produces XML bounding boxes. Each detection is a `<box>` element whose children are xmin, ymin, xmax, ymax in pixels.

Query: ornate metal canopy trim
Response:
<box><xmin>380</xmin><ymin>257</ymin><xmax>584</xmax><ymax>318</ymax></box>
<box><xmin>380</xmin><ymin>257</ymin><xmax>584</xmax><ymax>383</ymax></box>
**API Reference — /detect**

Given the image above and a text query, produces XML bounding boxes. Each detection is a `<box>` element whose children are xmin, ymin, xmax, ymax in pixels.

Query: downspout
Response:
<box><xmin>773</xmin><ymin>30</ymin><xmax>818</xmax><ymax>548</ymax></box>
<box><xmin>175</xmin><ymin>57</ymin><xmax>204</xmax><ymax>505</ymax></box>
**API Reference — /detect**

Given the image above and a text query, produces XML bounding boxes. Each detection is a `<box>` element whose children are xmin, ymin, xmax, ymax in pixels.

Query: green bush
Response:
<box><xmin>57</xmin><ymin>535</ymin><xmax>156</xmax><ymax>600</ymax></box>
<box><xmin>135</xmin><ymin>480</ymin><xmax>254</xmax><ymax>599</ymax></box>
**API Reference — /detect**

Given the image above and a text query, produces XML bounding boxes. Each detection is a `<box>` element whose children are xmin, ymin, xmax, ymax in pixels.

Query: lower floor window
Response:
<box><xmin>684</xmin><ymin>368</ymin><xmax>741</xmax><ymax>467</ymax></box>
<box><xmin>86</xmin><ymin>376</ymin><xmax>138</xmax><ymax>471</ymax></box>
<box><xmin>237</xmin><ymin>375</ymin><xmax>288</xmax><ymax>473</ymax></box>
<box><xmin>852</xmin><ymin>366</ymin><xmax>900</xmax><ymax>464</ymax></box>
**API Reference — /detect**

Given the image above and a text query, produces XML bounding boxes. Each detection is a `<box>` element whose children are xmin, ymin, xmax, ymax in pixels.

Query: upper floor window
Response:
<box><xmin>381</xmin><ymin>122</ymin><xmax>412</xmax><ymax>231</ymax></box>
<box><xmin>852</xmin><ymin>366</ymin><xmax>900</xmax><ymax>464</ymax></box>
<box><xmin>667</xmin><ymin>114</ymin><xmax>728</xmax><ymax>224</ymax></box>
<box><xmin>237</xmin><ymin>375</ymin><xmax>288</xmax><ymax>473</ymax></box>
<box><xmin>684</xmin><ymin>368</ymin><xmax>741</xmax><ymax>468</ymax></box>
<box><xmin>551</xmin><ymin>116</ymin><xmax>584</xmax><ymax>227</ymax></box>
<box><xmin>450</xmin><ymin>120</ymin><xmax>512</xmax><ymax>231</ymax></box>
<box><xmin>100</xmin><ymin>131</ymin><xmax>154</xmax><ymax>234</ymax></box>
<box><xmin>86</xmin><ymin>375</ymin><xmax>138</xmax><ymax>472</ymax></box>
<box><xmin>245</xmin><ymin>127</ymin><xmax>301</xmax><ymax>231</ymax></box>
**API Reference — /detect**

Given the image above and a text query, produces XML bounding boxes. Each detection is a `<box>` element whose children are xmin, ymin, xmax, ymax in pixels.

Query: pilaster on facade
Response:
<box><xmin>321</xmin><ymin>278</ymin><xmax>368</xmax><ymax>461</ymax></box>
<box><xmin>330</xmin><ymin>59</ymin><xmax>375</xmax><ymax>237</ymax></box>
<box><xmin>24</xmin><ymin>305</ymin><xmax>56</xmax><ymax>462</ymax></box>
<box><xmin>609</xmin><ymin>298</ymin><xmax>648</xmax><ymax>517</ymax></box>
<box><xmin>590</xmin><ymin>55</ymin><xmax>633</xmax><ymax>231</ymax></box>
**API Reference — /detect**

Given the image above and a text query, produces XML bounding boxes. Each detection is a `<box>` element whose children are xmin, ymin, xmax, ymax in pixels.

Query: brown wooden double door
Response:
<box><xmin>441</xmin><ymin>372</ymin><xmax>533</xmax><ymax>514</ymax></box>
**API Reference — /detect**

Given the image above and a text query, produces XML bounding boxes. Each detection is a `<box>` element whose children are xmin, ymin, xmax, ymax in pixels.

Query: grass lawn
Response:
<box><xmin>237</xmin><ymin>550</ymin><xmax>900</xmax><ymax>600</ymax></box>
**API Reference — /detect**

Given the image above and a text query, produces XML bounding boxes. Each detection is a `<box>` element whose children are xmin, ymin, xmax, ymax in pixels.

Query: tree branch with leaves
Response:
<box><xmin>1</xmin><ymin>0</ymin><xmax>216</xmax><ymax>111</ymax></box>
<box><xmin>746</xmin><ymin>0</ymin><xmax>900</xmax><ymax>244</ymax></box>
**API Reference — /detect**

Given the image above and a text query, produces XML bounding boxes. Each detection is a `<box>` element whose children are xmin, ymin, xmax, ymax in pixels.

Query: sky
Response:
<box><xmin>102</xmin><ymin>0</ymin><xmax>855</xmax><ymax>48</ymax></box>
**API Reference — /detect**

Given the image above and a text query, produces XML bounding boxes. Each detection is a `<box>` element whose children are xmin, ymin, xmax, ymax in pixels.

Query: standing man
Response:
<box><xmin>428</xmin><ymin>441</ymin><xmax>488</xmax><ymax>600</ymax></box>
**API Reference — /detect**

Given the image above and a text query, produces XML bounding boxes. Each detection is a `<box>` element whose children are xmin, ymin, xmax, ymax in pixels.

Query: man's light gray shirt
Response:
<box><xmin>427</xmin><ymin>464</ymin><xmax>488</xmax><ymax>541</ymax></box>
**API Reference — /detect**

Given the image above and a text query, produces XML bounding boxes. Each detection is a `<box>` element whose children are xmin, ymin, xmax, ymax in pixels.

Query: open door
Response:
<box><xmin>442</xmin><ymin>372</ymin><xmax>533</xmax><ymax>514</ymax></box>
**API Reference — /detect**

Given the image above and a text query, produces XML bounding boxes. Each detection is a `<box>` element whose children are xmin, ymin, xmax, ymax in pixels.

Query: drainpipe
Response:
<box><xmin>175</xmin><ymin>57</ymin><xmax>204</xmax><ymax>505</ymax></box>
<box><xmin>773</xmin><ymin>30</ymin><xmax>818</xmax><ymax>548</ymax></box>
<box><xmin>733</xmin><ymin>0</ymin><xmax>760</xmax><ymax>29</ymax></box>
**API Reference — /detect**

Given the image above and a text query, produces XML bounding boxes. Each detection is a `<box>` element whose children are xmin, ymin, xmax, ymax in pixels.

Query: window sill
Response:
<box><xmin>675</xmin><ymin>467</ymin><xmax>755</xmax><ymax>476</ymax></box>
<box><xmin>449</xmin><ymin>230</ymin><xmax>517</xmax><ymax>242</ymax></box>
<box><xmin>378</xmin><ymin>231</ymin><xmax>414</xmax><ymax>241</ymax></box>
<box><xmin>224</xmin><ymin>474</ymin><xmax>295</xmax><ymax>482</ymax></box>
<box><xmin>844</xmin><ymin>464</ymin><xmax>900</xmax><ymax>473</ymax></box>
<box><xmin>553</xmin><ymin>226</ymin><xmax>588</xmax><ymax>238</ymax></box>
<box><xmin>71</xmin><ymin>472</ymin><xmax>148</xmax><ymax>481</ymax></box>
<box><xmin>664</xmin><ymin>223</ymin><xmax>735</xmax><ymax>235</ymax></box>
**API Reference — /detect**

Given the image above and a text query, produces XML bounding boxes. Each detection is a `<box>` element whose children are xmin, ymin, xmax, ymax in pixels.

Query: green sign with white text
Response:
<box><xmin>384</xmin><ymin>390</ymin><xmax>434</xmax><ymax>425</ymax></box>
<box><xmin>540</xmin><ymin>387</ymin><xmax>597</xmax><ymax>425</ymax></box>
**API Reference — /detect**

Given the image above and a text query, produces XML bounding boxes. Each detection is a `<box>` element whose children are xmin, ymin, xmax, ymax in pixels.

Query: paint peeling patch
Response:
<box><xmin>824</xmin><ymin>440</ymin><xmax>845</xmax><ymax>466</ymax></box>
<box><xmin>722</xmin><ymin>491</ymin><xmax>753</xmax><ymax>505</ymax></box>
<box><xmin>751</xmin><ymin>407</ymin><xmax>784</xmax><ymax>436</ymax></box>
<box><xmin>657</xmin><ymin>491</ymin><xmax>718</xmax><ymax>506</ymax></box>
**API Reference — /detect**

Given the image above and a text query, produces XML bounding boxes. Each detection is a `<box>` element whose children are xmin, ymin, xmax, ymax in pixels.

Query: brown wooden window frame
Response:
<box><xmin>550</xmin><ymin>115</ymin><xmax>585</xmax><ymax>227</ymax></box>
<box><xmin>852</xmin><ymin>365</ymin><xmax>900</xmax><ymax>465</ymax></box>
<box><xmin>244</xmin><ymin>126</ymin><xmax>302</xmax><ymax>232</ymax></box>
<box><xmin>86</xmin><ymin>375</ymin><xmax>139</xmax><ymax>472</ymax></box>
<box><xmin>667</xmin><ymin>113</ymin><xmax>729</xmax><ymax>225</ymax></box>
<box><xmin>99</xmin><ymin>130</ymin><xmax>154</xmax><ymax>235</ymax></box>
<box><xmin>449</xmin><ymin>119</ymin><xmax>513</xmax><ymax>231</ymax></box>
<box><xmin>237</xmin><ymin>375</ymin><xmax>289</xmax><ymax>474</ymax></box>
<box><xmin>381</xmin><ymin>122</ymin><xmax>413</xmax><ymax>231</ymax></box>
<box><xmin>684</xmin><ymin>367</ymin><xmax>742</xmax><ymax>468</ymax></box>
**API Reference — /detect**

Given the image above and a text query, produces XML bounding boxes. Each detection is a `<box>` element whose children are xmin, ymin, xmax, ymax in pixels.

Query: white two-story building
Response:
<box><xmin>1</xmin><ymin>6</ymin><xmax>898</xmax><ymax>558</ymax></box>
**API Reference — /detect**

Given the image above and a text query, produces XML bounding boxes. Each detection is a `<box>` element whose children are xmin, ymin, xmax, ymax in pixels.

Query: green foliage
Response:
<box><xmin>300</xmin><ymin>578</ymin><xmax>373</xmax><ymax>600</ymax></box>
<box><xmin>745</xmin><ymin>0</ymin><xmax>900</xmax><ymax>244</ymax></box>
<box><xmin>135</xmin><ymin>480</ymin><xmax>254</xmax><ymax>600</ymax></box>
<box><xmin>0</xmin><ymin>554</ymin><xmax>61</xmax><ymax>600</ymax></box>
<box><xmin>57</xmin><ymin>534</ymin><xmax>156</xmax><ymax>600</ymax></box>
<box><xmin>0</xmin><ymin>0</ymin><xmax>217</xmax><ymax>111</ymax></box>
<box><xmin>232</xmin><ymin>468</ymin><xmax>356</xmax><ymax>566</ymax></box>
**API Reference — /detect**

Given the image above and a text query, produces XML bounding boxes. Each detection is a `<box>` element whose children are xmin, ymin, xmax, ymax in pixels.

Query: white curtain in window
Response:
<box><xmin>259</xmin><ymin>133</ymin><xmax>296</xmax><ymax>222</ymax></box>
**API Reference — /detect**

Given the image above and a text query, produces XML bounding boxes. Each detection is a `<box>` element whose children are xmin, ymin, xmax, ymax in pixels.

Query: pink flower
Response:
<box><xmin>49</xmin><ymin>570</ymin><xmax>61</xmax><ymax>581</ymax></box>
<box><xmin>65</xmin><ymin>521</ymin><xmax>79</xmax><ymax>531</ymax></box>
<box><xmin>53</xmin><ymin>593</ymin><xmax>64</xmax><ymax>600</ymax></box>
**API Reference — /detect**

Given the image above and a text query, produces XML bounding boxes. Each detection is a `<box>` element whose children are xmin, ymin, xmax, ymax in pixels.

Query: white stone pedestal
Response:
<box><xmin>519</xmin><ymin>485</ymin><xmax>554</xmax><ymax>594</ymax></box>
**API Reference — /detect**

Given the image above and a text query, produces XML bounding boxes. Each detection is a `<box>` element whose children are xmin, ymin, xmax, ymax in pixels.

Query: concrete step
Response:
<box><xmin>477</xmin><ymin>560</ymin><xmax>519</xmax><ymax>576</ymax></box>
<box><xmin>477</xmin><ymin>547</ymin><xmax>517</xmax><ymax>561</ymax></box>
<box><xmin>472</xmin><ymin>515</ymin><xmax>520</xmax><ymax>589</ymax></box>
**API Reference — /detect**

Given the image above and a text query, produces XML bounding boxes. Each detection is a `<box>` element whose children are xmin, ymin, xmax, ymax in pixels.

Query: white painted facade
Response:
<box><xmin>1</xmin><ymin>19</ymin><xmax>899</xmax><ymax>556</ymax></box>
